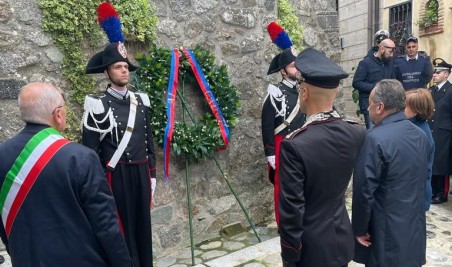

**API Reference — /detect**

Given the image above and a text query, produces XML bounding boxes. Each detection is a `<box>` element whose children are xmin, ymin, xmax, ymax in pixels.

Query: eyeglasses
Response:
<box><xmin>52</xmin><ymin>105</ymin><xmax>65</xmax><ymax>115</ymax></box>
<box><xmin>407</xmin><ymin>36</ymin><xmax>418</xmax><ymax>42</ymax></box>
<box><xmin>384</xmin><ymin>46</ymin><xmax>396</xmax><ymax>52</ymax></box>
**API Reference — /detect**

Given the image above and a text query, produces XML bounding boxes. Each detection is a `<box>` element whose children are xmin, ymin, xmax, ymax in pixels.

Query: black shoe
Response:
<box><xmin>431</xmin><ymin>196</ymin><xmax>448</xmax><ymax>204</ymax></box>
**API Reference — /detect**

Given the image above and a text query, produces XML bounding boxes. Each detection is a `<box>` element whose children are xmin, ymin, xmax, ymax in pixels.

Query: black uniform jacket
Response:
<box><xmin>261</xmin><ymin>80</ymin><xmax>305</xmax><ymax>156</ymax></box>
<box><xmin>428</xmin><ymin>81</ymin><xmax>452</xmax><ymax>175</ymax></box>
<box><xmin>0</xmin><ymin>124</ymin><xmax>132</xmax><ymax>267</ymax></box>
<box><xmin>279</xmin><ymin>118</ymin><xmax>366</xmax><ymax>267</ymax></box>
<box><xmin>82</xmin><ymin>89</ymin><xmax>156</xmax><ymax>177</ymax></box>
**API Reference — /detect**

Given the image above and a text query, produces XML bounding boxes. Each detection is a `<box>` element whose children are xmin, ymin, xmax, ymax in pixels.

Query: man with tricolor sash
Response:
<box><xmin>0</xmin><ymin>82</ymin><xmax>132</xmax><ymax>267</ymax></box>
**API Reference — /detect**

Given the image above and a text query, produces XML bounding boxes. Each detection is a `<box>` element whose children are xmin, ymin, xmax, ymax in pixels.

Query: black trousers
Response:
<box><xmin>431</xmin><ymin>174</ymin><xmax>450</xmax><ymax>199</ymax></box>
<box><xmin>109</xmin><ymin>162</ymin><xmax>153</xmax><ymax>267</ymax></box>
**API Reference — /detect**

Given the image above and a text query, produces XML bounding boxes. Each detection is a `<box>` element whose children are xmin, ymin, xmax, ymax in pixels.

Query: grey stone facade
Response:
<box><xmin>0</xmin><ymin>0</ymin><xmax>342</xmax><ymax>256</ymax></box>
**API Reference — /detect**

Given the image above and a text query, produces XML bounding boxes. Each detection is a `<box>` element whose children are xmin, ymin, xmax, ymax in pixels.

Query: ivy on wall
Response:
<box><xmin>38</xmin><ymin>0</ymin><xmax>157</xmax><ymax>140</ymax></box>
<box><xmin>277</xmin><ymin>0</ymin><xmax>304</xmax><ymax>52</ymax></box>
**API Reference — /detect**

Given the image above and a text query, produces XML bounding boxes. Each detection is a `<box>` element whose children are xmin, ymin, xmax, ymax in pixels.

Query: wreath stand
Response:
<box><xmin>135</xmin><ymin>47</ymin><xmax>261</xmax><ymax>266</ymax></box>
<box><xmin>176</xmin><ymin>74</ymin><xmax>261</xmax><ymax>266</ymax></box>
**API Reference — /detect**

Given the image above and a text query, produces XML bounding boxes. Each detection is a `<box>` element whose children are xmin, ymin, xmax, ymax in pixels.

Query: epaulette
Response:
<box><xmin>285</xmin><ymin>126</ymin><xmax>306</xmax><ymax>140</ymax></box>
<box><xmin>83</xmin><ymin>93</ymin><xmax>106</xmax><ymax>114</ymax></box>
<box><xmin>267</xmin><ymin>84</ymin><xmax>282</xmax><ymax>98</ymax></box>
<box><xmin>135</xmin><ymin>92</ymin><xmax>150</xmax><ymax>107</ymax></box>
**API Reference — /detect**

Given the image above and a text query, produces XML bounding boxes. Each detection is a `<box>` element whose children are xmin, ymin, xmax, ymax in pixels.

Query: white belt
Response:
<box><xmin>107</xmin><ymin>92</ymin><xmax>138</xmax><ymax>170</ymax></box>
<box><xmin>274</xmin><ymin>101</ymin><xmax>300</xmax><ymax>135</ymax></box>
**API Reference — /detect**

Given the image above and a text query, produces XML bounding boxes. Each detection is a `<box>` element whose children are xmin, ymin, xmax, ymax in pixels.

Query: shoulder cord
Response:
<box><xmin>82</xmin><ymin>108</ymin><xmax>118</xmax><ymax>142</ymax></box>
<box><xmin>269</xmin><ymin>93</ymin><xmax>287</xmax><ymax>118</ymax></box>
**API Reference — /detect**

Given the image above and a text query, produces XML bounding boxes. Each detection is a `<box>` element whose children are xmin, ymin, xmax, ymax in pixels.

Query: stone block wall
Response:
<box><xmin>0</xmin><ymin>0</ymin><xmax>343</xmax><ymax>255</ymax></box>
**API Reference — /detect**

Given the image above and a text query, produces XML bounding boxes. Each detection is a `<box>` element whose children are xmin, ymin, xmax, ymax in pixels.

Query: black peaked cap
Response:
<box><xmin>295</xmin><ymin>48</ymin><xmax>348</xmax><ymax>89</ymax></box>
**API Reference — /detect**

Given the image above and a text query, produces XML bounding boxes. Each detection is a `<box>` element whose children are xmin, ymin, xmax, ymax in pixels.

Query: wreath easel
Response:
<box><xmin>134</xmin><ymin>45</ymin><xmax>261</xmax><ymax>266</ymax></box>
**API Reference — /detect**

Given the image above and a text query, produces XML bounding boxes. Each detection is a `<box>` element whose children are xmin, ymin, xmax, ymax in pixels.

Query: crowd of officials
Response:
<box><xmin>0</xmin><ymin>26</ymin><xmax>449</xmax><ymax>267</ymax></box>
<box><xmin>262</xmin><ymin>30</ymin><xmax>450</xmax><ymax>267</ymax></box>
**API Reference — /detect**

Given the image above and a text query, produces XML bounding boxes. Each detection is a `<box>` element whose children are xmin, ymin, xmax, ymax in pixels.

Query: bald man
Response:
<box><xmin>279</xmin><ymin>49</ymin><xmax>366</xmax><ymax>267</ymax></box>
<box><xmin>0</xmin><ymin>83</ymin><xmax>132</xmax><ymax>267</ymax></box>
<box><xmin>353</xmin><ymin>38</ymin><xmax>396</xmax><ymax>129</ymax></box>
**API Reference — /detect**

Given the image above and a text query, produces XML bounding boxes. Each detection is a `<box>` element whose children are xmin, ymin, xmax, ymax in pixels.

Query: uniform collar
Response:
<box><xmin>302</xmin><ymin>110</ymin><xmax>341</xmax><ymax>128</ymax></box>
<box><xmin>281</xmin><ymin>79</ymin><xmax>298</xmax><ymax>89</ymax></box>
<box><xmin>436</xmin><ymin>80</ymin><xmax>447</xmax><ymax>90</ymax></box>
<box><xmin>107</xmin><ymin>86</ymin><xmax>129</xmax><ymax>100</ymax></box>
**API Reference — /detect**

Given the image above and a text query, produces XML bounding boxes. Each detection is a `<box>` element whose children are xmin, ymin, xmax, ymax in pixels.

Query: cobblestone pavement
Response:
<box><xmin>154</xmin><ymin>192</ymin><xmax>452</xmax><ymax>267</ymax></box>
<box><xmin>0</xmin><ymin>194</ymin><xmax>450</xmax><ymax>267</ymax></box>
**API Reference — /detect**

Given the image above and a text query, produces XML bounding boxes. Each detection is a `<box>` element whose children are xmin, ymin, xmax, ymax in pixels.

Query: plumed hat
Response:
<box><xmin>266</xmin><ymin>21</ymin><xmax>296</xmax><ymax>75</ymax></box>
<box><xmin>267</xmin><ymin>47</ymin><xmax>297</xmax><ymax>75</ymax></box>
<box><xmin>86</xmin><ymin>42</ymin><xmax>138</xmax><ymax>74</ymax></box>
<box><xmin>295</xmin><ymin>48</ymin><xmax>348</xmax><ymax>89</ymax></box>
<box><xmin>85</xmin><ymin>2</ymin><xmax>138</xmax><ymax>74</ymax></box>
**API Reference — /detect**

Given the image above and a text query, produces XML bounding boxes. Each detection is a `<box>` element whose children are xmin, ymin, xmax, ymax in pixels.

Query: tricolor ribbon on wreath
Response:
<box><xmin>163</xmin><ymin>49</ymin><xmax>231</xmax><ymax>181</ymax></box>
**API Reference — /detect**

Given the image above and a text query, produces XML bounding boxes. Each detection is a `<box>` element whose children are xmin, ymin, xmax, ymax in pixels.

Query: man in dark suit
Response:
<box><xmin>353</xmin><ymin>79</ymin><xmax>430</xmax><ymax>266</ymax></box>
<box><xmin>278</xmin><ymin>48</ymin><xmax>366</xmax><ymax>267</ymax></box>
<box><xmin>427</xmin><ymin>58</ymin><xmax>452</xmax><ymax>204</ymax></box>
<box><xmin>0</xmin><ymin>82</ymin><xmax>132</xmax><ymax>267</ymax></box>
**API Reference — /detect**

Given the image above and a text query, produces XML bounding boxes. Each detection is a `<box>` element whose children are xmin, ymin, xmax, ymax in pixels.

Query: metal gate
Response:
<box><xmin>389</xmin><ymin>2</ymin><xmax>412</xmax><ymax>56</ymax></box>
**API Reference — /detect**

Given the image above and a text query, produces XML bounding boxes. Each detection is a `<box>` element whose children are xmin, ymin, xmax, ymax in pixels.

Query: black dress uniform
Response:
<box><xmin>83</xmin><ymin>42</ymin><xmax>156</xmax><ymax>267</ymax></box>
<box><xmin>427</xmin><ymin>58</ymin><xmax>452</xmax><ymax>203</ymax></box>
<box><xmin>262</xmin><ymin>47</ymin><xmax>305</xmax><ymax>225</ymax></box>
<box><xmin>278</xmin><ymin>48</ymin><xmax>366</xmax><ymax>267</ymax></box>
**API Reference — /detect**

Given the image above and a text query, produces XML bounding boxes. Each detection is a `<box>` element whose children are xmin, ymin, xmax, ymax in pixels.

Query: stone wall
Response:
<box><xmin>0</xmin><ymin>0</ymin><xmax>342</xmax><ymax>255</ymax></box>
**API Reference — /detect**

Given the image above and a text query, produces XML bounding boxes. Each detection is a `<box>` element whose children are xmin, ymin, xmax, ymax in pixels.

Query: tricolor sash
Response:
<box><xmin>0</xmin><ymin>127</ymin><xmax>70</xmax><ymax>238</ymax></box>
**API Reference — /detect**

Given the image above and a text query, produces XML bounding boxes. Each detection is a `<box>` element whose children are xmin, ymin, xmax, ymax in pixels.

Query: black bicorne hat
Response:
<box><xmin>295</xmin><ymin>48</ymin><xmax>348</xmax><ymax>89</ymax></box>
<box><xmin>86</xmin><ymin>41</ymin><xmax>138</xmax><ymax>74</ymax></box>
<box><xmin>267</xmin><ymin>47</ymin><xmax>297</xmax><ymax>75</ymax></box>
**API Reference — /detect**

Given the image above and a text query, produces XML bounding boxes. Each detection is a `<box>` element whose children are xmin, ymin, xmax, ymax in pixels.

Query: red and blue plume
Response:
<box><xmin>267</xmin><ymin>21</ymin><xmax>293</xmax><ymax>50</ymax></box>
<box><xmin>97</xmin><ymin>2</ymin><xmax>124</xmax><ymax>43</ymax></box>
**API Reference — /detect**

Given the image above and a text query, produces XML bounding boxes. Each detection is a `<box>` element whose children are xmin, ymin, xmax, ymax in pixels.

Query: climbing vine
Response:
<box><xmin>277</xmin><ymin>0</ymin><xmax>304</xmax><ymax>52</ymax></box>
<box><xmin>38</xmin><ymin>0</ymin><xmax>158</xmax><ymax>140</ymax></box>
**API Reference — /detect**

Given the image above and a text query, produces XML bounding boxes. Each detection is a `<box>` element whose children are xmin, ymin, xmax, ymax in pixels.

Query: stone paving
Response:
<box><xmin>0</xmin><ymin>194</ymin><xmax>450</xmax><ymax>267</ymax></box>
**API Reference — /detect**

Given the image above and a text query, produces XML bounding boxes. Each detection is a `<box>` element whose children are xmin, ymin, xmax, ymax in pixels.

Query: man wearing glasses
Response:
<box><xmin>0</xmin><ymin>82</ymin><xmax>133</xmax><ymax>266</ymax></box>
<box><xmin>353</xmin><ymin>38</ymin><xmax>396</xmax><ymax>129</ymax></box>
<box><xmin>427</xmin><ymin>58</ymin><xmax>452</xmax><ymax>204</ymax></box>
<box><xmin>394</xmin><ymin>36</ymin><xmax>433</xmax><ymax>90</ymax></box>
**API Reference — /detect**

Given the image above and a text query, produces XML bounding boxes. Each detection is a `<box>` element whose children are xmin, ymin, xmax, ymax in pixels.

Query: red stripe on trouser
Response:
<box><xmin>444</xmin><ymin>175</ymin><xmax>450</xmax><ymax>199</ymax></box>
<box><xmin>106</xmin><ymin>169</ymin><xmax>124</xmax><ymax>235</ymax></box>
<box><xmin>274</xmin><ymin>134</ymin><xmax>284</xmax><ymax>226</ymax></box>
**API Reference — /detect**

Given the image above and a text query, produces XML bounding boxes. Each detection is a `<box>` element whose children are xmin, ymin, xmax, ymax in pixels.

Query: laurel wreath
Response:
<box><xmin>134</xmin><ymin>45</ymin><xmax>240</xmax><ymax>160</ymax></box>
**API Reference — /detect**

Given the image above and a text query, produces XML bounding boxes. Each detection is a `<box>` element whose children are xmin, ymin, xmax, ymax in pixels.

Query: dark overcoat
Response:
<box><xmin>352</xmin><ymin>112</ymin><xmax>429</xmax><ymax>267</ymax></box>
<box><xmin>0</xmin><ymin>124</ymin><xmax>132</xmax><ymax>267</ymax></box>
<box><xmin>278</xmin><ymin>118</ymin><xmax>366</xmax><ymax>267</ymax></box>
<box><xmin>427</xmin><ymin>81</ymin><xmax>452</xmax><ymax>175</ymax></box>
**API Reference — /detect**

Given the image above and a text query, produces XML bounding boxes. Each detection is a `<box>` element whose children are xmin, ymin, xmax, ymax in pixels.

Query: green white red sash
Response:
<box><xmin>0</xmin><ymin>127</ymin><xmax>70</xmax><ymax>238</ymax></box>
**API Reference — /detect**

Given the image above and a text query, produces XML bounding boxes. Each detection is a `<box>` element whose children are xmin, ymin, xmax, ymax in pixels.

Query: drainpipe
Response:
<box><xmin>368</xmin><ymin>0</ymin><xmax>374</xmax><ymax>48</ymax></box>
